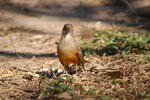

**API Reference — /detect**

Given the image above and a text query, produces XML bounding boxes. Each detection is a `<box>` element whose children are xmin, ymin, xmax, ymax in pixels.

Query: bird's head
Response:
<box><xmin>62</xmin><ymin>24</ymin><xmax>73</xmax><ymax>38</ymax></box>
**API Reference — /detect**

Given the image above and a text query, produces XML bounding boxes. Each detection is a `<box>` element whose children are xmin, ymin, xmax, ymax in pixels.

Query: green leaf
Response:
<box><xmin>140</xmin><ymin>91</ymin><xmax>146</xmax><ymax>97</ymax></box>
<box><xmin>101</xmin><ymin>95</ymin><xmax>110</xmax><ymax>100</ymax></box>
<box><xmin>55</xmin><ymin>86</ymin><xmax>64</xmax><ymax>93</ymax></box>
<box><xmin>39</xmin><ymin>79</ymin><xmax>43</xmax><ymax>83</ymax></box>
<box><xmin>68</xmin><ymin>77</ymin><xmax>76</xmax><ymax>83</ymax></box>
<box><xmin>50</xmin><ymin>64</ymin><xmax>55</xmax><ymax>68</ymax></box>
<box><xmin>141</xmin><ymin>36</ymin><xmax>150</xmax><ymax>42</ymax></box>
<box><xmin>57</xmin><ymin>76</ymin><xmax>65</xmax><ymax>82</ymax></box>
<box><xmin>118</xmin><ymin>32</ymin><xmax>123</xmax><ymax>36</ymax></box>
<box><xmin>59</xmin><ymin>84</ymin><xmax>68</xmax><ymax>90</ymax></box>
<box><xmin>109</xmin><ymin>78</ymin><xmax>122</xmax><ymax>84</ymax></box>
<box><xmin>49</xmin><ymin>80</ymin><xmax>57</xmax><ymax>87</ymax></box>
<box><xmin>87</xmin><ymin>88</ymin><xmax>95</xmax><ymax>96</ymax></box>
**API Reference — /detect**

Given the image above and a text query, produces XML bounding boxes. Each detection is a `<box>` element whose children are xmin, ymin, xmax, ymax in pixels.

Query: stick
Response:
<box><xmin>9</xmin><ymin>34</ymin><xmax>35</xmax><ymax>74</ymax></box>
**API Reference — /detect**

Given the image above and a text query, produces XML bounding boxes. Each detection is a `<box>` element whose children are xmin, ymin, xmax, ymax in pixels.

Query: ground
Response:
<box><xmin>0</xmin><ymin>0</ymin><xmax>150</xmax><ymax>100</ymax></box>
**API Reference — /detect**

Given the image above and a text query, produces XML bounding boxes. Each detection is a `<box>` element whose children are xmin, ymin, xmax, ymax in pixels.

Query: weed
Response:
<box><xmin>100</xmin><ymin>95</ymin><xmax>110</xmax><ymax>100</ymax></box>
<box><xmin>140</xmin><ymin>91</ymin><xmax>147</xmax><ymax>97</ymax></box>
<box><xmin>49</xmin><ymin>64</ymin><xmax>55</xmax><ymax>68</ymax></box>
<box><xmin>109</xmin><ymin>78</ymin><xmax>123</xmax><ymax>84</ymax></box>
<box><xmin>38</xmin><ymin>75</ymin><xmax>99</xmax><ymax>98</ymax></box>
<box><xmin>81</xmin><ymin>29</ymin><xmax>150</xmax><ymax>56</ymax></box>
<box><xmin>87</xmin><ymin>88</ymin><xmax>99</xmax><ymax>96</ymax></box>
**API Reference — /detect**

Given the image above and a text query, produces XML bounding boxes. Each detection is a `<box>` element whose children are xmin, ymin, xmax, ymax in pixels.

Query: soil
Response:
<box><xmin>0</xmin><ymin>0</ymin><xmax>150</xmax><ymax>100</ymax></box>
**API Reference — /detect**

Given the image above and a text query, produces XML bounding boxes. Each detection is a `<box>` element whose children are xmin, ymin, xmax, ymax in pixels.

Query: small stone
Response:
<box><xmin>23</xmin><ymin>72</ymin><xmax>39</xmax><ymax>80</ymax></box>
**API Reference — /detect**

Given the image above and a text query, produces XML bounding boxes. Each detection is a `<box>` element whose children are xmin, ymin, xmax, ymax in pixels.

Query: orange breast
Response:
<box><xmin>57</xmin><ymin>49</ymin><xmax>79</xmax><ymax>68</ymax></box>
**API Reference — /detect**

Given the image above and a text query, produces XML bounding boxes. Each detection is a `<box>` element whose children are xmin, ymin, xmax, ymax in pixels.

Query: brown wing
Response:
<box><xmin>75</xmin><ymin>44</ymin><xmax>85</xmax><ymax>69</ymax></box>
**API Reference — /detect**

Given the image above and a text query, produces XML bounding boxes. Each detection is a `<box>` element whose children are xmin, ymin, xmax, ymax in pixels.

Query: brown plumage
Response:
<box><xmin>57</xmin><ymin>24</ymin><xmax>85</xmax><ymax>71</ymax></box>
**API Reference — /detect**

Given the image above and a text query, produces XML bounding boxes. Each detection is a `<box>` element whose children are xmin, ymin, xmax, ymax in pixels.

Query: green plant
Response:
<box><xmin>49</xmin><ymin>64</ymin><xmax>55</xmax><ymax>68</ymax></box>
<box><xmin>141</xmin><ymin>55</ymin><xmax>150</xmax><ymax>62</ymax></box>
<box><xmin>45</xmin><ymin>76</ymin><xmax>69</xmax><ymax>94</ymax></box>
<box><xmin>101</xmin><ymin>95</ymin><xmax>110</xmax><ymax>100</ymax></box>
<box><xmin>39</xmin><ymin>75</ymin><xmax>99</xmax><ymax>98</ymax></box>
<box><xmin>81</xmin><ymin>29</ymin><xmax>150</xmax><ymax>56</ymax></box>
<box><xmin>140</xmin><ymin>91</ymin><xmax>146</xmax><ymax>97</ymax></box>
<box><xmin>87</xmin><ymin>88</ymin><xmax>99</xmax><ymax>96</ymax></box>
<box><xmin>109</xmin><ymin>78</ymin><xmax>123</xmax><ymax>84</ymax></box>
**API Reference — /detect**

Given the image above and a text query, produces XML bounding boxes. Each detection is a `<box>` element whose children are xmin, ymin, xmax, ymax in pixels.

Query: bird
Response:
<box><xmin>57</xmin><ymin>24</ymin><xmax>86</xmax><ymax>73</ymax></box>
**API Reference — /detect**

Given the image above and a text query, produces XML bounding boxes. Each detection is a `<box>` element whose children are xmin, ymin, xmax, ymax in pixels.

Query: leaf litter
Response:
<box><xmin>0</xmin><ymin>25</ymin><xmax>150</xmax><ymax>100</ymax></box>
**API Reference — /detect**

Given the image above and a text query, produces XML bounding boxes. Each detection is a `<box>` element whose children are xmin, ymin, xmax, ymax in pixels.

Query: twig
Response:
<box><xmin>103</xmin><ymin>59</ymin><xmax>123</xmax><ymax>68</ymax></box>
<box><xmin>138</xmin><ymin>63</ymin><xmax>150</xmax><ymax>68</ymax></box>
<box><xmin>52</xmin><ymin>71</ymin><xmax>57</xmax><ymax>79</ymax></box>
<box><xmin>9</xmin><ymin>34</ymin><xmax>35</xmax><ymax>74</ymax></box>
<box><xmin>132</xmin><ymin>76</ymin><xmax>139</xmax><ymax>100</ymax></box>
<box><xmin>37</xmin><ymin>86</ymin><xmax>47</xmax><ymax>100</ymax></box>
<box><xmin>0</xmin><ymin>87</ymin><xmax>27</xmax><ymax>94</ymax></box>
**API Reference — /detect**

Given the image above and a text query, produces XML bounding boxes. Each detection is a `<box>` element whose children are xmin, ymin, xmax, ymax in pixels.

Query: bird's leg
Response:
<box><xmin>75</xmin><ymin>65</ymin><xmax>79</xmax><ymax>74</ymax></box>
<box><xmin>66</xmin><ymin>64</ymin><xmax>76</xmax><ymax>75</ymax></box>
<box><xmin>64</xmin><ymin>65</ymin><xmax>70</xmax><ymax>74</ymax></box>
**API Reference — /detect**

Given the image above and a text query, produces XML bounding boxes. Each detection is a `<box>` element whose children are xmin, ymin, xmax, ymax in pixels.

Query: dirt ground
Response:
<box><xmin>0</xmin><ymin>0</ymin><xmax>150</xmax><ymax>100</ymax></box>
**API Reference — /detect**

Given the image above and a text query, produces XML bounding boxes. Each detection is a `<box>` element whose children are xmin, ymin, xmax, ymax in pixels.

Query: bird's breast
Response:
<box><xmin>58</xmin><ymin>34</ymin><xmax>78</xmax><ymax>56</ymax></box>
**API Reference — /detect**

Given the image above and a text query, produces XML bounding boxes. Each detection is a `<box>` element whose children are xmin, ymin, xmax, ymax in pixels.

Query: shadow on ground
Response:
<box><xmin>0</xmin><ymin>51</ymin><xmax>57</xmax><ymax>58</ymax></box>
